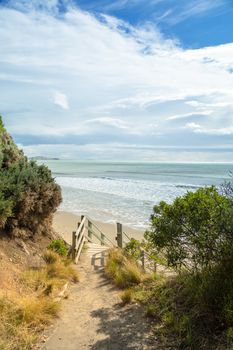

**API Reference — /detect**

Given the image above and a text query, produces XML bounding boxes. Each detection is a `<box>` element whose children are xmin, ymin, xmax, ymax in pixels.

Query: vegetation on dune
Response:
<box><xmin>0</xmin><ymin>115</ymin><xmax>62</xmax><ymax>238</ymax></box>
<box><xmin>145</xmin><ymin>186</ymin><xmax>233</xmax><ymax>272</ymax></box>
<box><xmin>107</xmin><ymin>184</ymin><xmax>233</xmax><ymax>349</ymax></box>
<box><xmin>0</xmin><ymin>242</ymin><xmax>78</xmax><ymax>350</ymax></box>
<box><xmin>0</xmin><ymin>116</ymin><xmax>73</xmax><ymax>349</ymax></box>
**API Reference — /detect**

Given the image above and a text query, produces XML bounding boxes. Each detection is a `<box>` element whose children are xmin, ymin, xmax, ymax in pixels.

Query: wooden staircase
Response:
<box><xmin>69</xmin><ymin>215</ymin><xmax>158</xmax><ymax>274</ymax></box>
<box><xmin>70</xmin><ymin>215</ymin><xmax>116</xmax><ymax>264</ymax></box>
<box><xmin>86</xmin><ymin>243</ymin><xmax>109</xmax><ymax>270</ymax></box>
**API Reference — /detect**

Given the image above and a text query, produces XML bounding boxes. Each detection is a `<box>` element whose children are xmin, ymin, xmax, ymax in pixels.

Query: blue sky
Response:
<box><xmin>77</xmin><ymin>0</ymin><xmax>233</xmax><ymax>48</ymax></box>
<box><xmin>0</xmin><ymin>0</ymin><xmax>233</xmax><ymax>161</ymax></box>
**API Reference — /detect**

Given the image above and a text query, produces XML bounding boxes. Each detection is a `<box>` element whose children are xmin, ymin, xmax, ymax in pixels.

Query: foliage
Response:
<box><xmin>48</xmin><ymin>239</ymin><xmax>68</xmax><ymax>256</ymax></box>
<box><xmin>0</xmin><ymin>115</ymin><xmax>6</xmax><ymax>133</ymax></box>
<box><xmin>143</xmin><ymin>183</ymin><xmax>233</xmax><ymax>349</ymax></box>
<box><xmin>0</xmin><ymin>116</ymin><xmax>62</xmax><ymax>237</ymax></box>
<box><xmin>145</xmin><ymin>186</ymin><xmax>233</xmax><ymax>272</ymax></box>
<box><xmin>124</xmin><ymin>238</ymin><xmax>142</xmax><ymax>260</ymax></box>
<box><xmin>140</xmin><ymin>268</ymin><xmax>233</xmax><ymax>349</ymax></box>
<box><xmin>221</xmin><ymin>173</ymin><xmax>233</xmax><ymax>199</ymax></box>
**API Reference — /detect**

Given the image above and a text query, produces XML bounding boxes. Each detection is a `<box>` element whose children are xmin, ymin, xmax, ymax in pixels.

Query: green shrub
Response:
<box><xmin>124</xmin><ymin>238</ymin><xmax>142</xmax><ymax>261</ymax></box>
<box><xmin>144</xmin><ymin>184</ymin><xmax>233</xmax><ymax>349</ymax></box>
<box><xmin>146</xmin><ymin>186</ymin><xmax>233</xmax><ymax>272</ymax></box>
<box><xmin>48</xmin><ymin>240</ymin><xmax>68</xmax><ymax>256</ymax></box>
<box><xmin>0</xmin><ymin>116</ymin><xmax>62</xmax><ymax>237</ymax></box>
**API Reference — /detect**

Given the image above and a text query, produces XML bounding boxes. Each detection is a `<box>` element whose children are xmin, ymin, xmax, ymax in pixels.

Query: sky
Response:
<box><xmin>0</xmin><ymin>0</ymin><xmax>233</xmax><ymax>162</ymax></box>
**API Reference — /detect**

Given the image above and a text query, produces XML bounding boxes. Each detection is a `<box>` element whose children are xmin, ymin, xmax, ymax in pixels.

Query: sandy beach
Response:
<box><xmin>53</xmin><ymin>211</ymin><xmax>145</xmax><ymax>245</ymax></box>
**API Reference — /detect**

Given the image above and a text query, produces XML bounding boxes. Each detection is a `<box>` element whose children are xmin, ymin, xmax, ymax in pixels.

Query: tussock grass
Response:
<box><xmin>0</xmin><ymin>296</ymin><xmax>37</xmax><ymax>350</ymax></box>
<box><xmin>0</xmin><ymin>294</ymin><xmax>60</xmax><ymax>349</ymax></box>
<box><xmin>120</xmin><ymin>288</ymin><xmax>133</xmax><ymax>304</ymax></box>
<box><xmin>43</xmin><ymin>250</ymin><xmax>60</xmax><ymax>264</ymax></box>
<box><xmin>106</xmin><ymin>249</ymin><xmax>143</xmax><ymax>288</ymax></box>
<box><xmin>19</xmin><ymin>296</ymin><xmax>60</xmax><ymax>326</ymax></box>
<box><xmin>46</xmin><ymin>260</ymin><xmax>78</xmax><ymax>283</ymax></box>
<box><xmin>0</xmin><ymin>250</ymin><xmax>79</xmax><ymax>349</ymax></box>
<box><xmin>23</xmin><ymin>252</ymin><xmax>78</xmax><ymax>296</ymax></box>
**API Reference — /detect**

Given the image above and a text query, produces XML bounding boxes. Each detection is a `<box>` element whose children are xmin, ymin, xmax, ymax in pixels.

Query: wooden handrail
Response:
<box><xmin>70</xmin><ymin>215</ymin><xmax>153</xmax><ymax>271</ymax></box>
<box><xmin>85</xmin><ymin>226</ymin><xmax>115</xmax><ymax>247</ymax></box>
<box><xmin>71</xmin><ymin>215</ymin><xmax>116</xmax><ymax>262</ymax></box>
<box><xmin>70</xmin><ymin>215</ymin><xmax>86</xmax><ymax>263</ymax></box>
<box><xmin>85</xmin><ymin>215</ymin><xmax>116</xmax><ymax>246</ymax></box>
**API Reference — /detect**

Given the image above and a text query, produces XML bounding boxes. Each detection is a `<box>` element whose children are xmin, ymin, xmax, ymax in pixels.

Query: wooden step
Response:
<box><xmin>85</xmin><ymin>243</ymin><xmax>110</xmax><ymax>270</ymax></box>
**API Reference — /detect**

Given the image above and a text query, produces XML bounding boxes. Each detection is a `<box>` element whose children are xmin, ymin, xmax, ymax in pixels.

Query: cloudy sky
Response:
<box><xmin>0</xmin><ymin>0</ymin><xmax>233</xmax><ymax>161</ymax></box>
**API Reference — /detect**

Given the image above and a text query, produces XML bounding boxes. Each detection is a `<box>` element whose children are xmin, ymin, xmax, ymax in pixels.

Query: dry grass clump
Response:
<box><xmin>106</xmin><ymin>249</ymin><xmax>143</xmax><ymax>289</ymax></box>
<box><xmin>120</xmin><ymin>288</ymin><xmax>133</xmax><ymax>304</ymax></box>
<box><xmin>0</xmin><ymin>296</ymin><xmax>37</xmax><ymax>350</ymax></box>
<box><xmin>46</xmin><ymin>260</ymin><xmax>79</xmax><ymax>283</ymax></box>
<box><xmin>18</xmin><ymin>296</ymin><xmax>60</xmax><ymax>327</ymax></box>
<box><xmin>23</xmin><ymin>251</ymin><xmax>78</xmax><ymax>296</ymax></box>
<box><xmin>0</xmin><ymin>250</ymin><xmax>79</xmax><ymax>349</ymax></box>
<box><xmin>43</xmin><ymin>250</ymin><xmax>60</xmax><ymax>264</ymax></box>
<box><xmin>0</xmin><ymin>294</ymin><xmax>60</xmax><ymax>350</ymax></box>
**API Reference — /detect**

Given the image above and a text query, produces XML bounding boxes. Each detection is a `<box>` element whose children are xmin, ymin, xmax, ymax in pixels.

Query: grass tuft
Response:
<box><xmin>43</xmin><ymin>250</ymin><xmax>60</xmax><ymax>264</ymax></box>
<box><xmin>120</xmin><ymin>288</ymin><xmax>133</xmax><ymax>304</ymax></box>
<box><xmin>19</xmin><ymin>296</ymin><xmax>60</xmax><ymax>327</ymax></box>
<box><xmin>106</xmin><ymin>248</ymin><xmax>143</xmax><ymax>288</ymax></box>
<box><xmin>46</xmin><ymin>261</ymin><xmax>79</xmax><ymax>283</ymax></box>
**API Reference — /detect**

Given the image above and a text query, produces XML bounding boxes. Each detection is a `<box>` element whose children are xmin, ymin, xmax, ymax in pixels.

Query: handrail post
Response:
<box><xmin>141</xmin><ymin>249</ymin><xmax>145</xmax><ymax>271</ymax></box>
<box><xmin>77</xmin><ymin>222</ymin><xmax>81</xmax><ymax>238</ymax></box>
<box><xmin>101</xmin><ymin>233</ymin><xmax>105</xmax><ymax>246</ymax></box>
<box><xmin>88</xmin><ymin>219</ymin><xmax>93</xmax><ymax>240</ymax></box>
<box><xmin>72</xmin><ymin>231</ymin><xmax>76</xmax><ymax>260</ymax></box>
<box><xmin>154</xmin><ymin>260</ymin><xmax>157</xmax><ymax>272</ymax></box>
<box><xmin>116</xmin><ymin>222</ymin><xmax>123</xmax><ymax>248</ymax></box>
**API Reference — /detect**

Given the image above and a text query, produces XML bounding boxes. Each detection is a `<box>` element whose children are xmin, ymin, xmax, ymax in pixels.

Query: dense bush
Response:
<box><xmin>146</xmin><ymin>186</ymin><xmax>233</xmax><ymax>272</ymax></box>
<box><xmin>0</xmin><ymin>116</ymin><xmax>62</xmax><ymax>238</ymax></box>
<box><xmin>145</xmin><ymin>185</ymin><xmax>233</xmax><ymax>349</ymax></box>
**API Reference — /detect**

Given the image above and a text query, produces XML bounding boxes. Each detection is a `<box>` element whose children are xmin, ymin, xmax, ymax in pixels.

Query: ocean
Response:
<box><xmin>41</xmin><ymin>161</ymin><xmax>233</xmax><ymax>229</ymax></box>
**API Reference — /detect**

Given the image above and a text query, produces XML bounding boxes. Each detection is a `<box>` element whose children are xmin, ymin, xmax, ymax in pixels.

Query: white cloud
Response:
<box><xmin>0</xmin><ymin>0</ymin><xmax>232</xmax><ymax>160</ymax></box>
<box><xmin>185</xmin><ymin>122</ymin><xmax>233</xmax><ymax>135</ymax></box>
<box><xmin>167</xmin><ymin>111</ymin><xmax>212</xmax><ymax>121</ymax></box>
<box><xmin>185</xmin><ymin>122</ymin><xmax>201</xmax><ymax>129</ymax></box>
<box><xmin>53</xmin><ymin>91</ymin><xmax>69</xmax><ymax>110</ymax></box>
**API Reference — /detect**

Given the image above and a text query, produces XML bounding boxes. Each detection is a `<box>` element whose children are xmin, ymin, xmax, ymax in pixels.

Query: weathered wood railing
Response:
<box><xmin>70</xmin><ymin>215</ymin><xmax>156</xmax><ymax>272</ymax></box>
<box><xmin>71</xmin><ymin>215</ymin><xmax>86</xmax><ymax>263</ymax></box>
<box><xmin>117</xmin><ymin>223</ymin><xmax>157</xmax><ymax>272</ymax></box>
<box><xmin>70</xmin><ymin>215</ymin><xmax>116</xmax><ymax>263</ymax></box>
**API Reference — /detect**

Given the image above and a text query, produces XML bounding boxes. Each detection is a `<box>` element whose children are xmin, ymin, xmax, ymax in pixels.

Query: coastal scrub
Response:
<box><xmin>0</xmin><ymin>116</ymin><xmax>62</xmax><ymax>238</ymax></box>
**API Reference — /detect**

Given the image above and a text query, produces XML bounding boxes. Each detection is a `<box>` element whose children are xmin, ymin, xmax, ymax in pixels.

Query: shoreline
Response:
<box><xmin>53</xmin><ymin>211</ymin><xmax>145</xmax><ymax>245</ymax></box>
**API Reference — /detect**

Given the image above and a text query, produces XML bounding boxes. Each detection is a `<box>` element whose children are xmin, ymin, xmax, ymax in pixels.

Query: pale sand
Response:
<box><xmin>53</xmin><ymin>211</ymin><xmax>145</xmax><ymax>245</ymax></box>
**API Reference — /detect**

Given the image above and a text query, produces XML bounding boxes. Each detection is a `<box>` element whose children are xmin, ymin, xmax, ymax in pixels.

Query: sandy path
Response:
<box><xmin>41</xmin><ymin>246</ymin><xmax>156</xmax><ymax>350</ymax></box>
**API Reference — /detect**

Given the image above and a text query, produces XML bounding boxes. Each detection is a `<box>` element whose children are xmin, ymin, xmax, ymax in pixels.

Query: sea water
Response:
<box><xmin>41</xmin><ymin>161</ymin><xmax>233</xmax><ymax>229</ymax></box>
